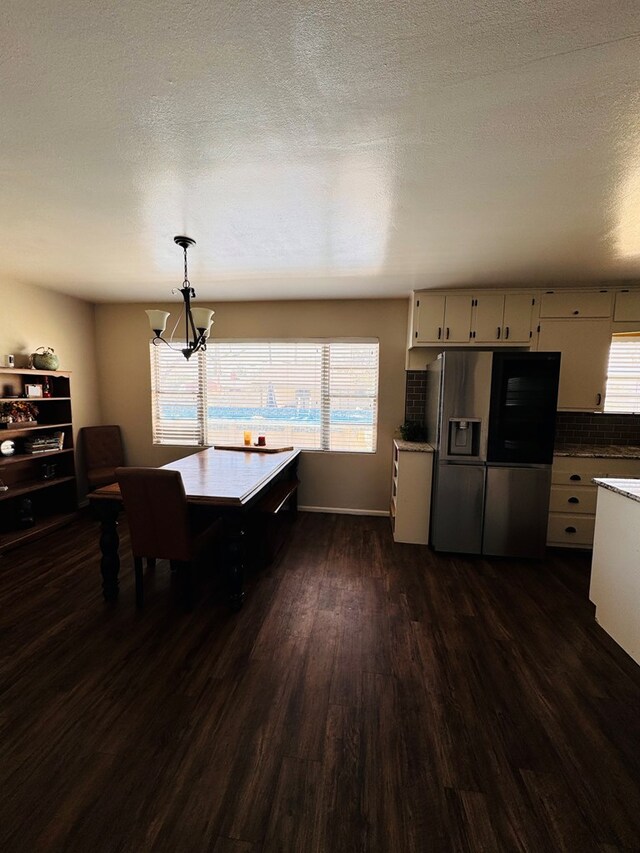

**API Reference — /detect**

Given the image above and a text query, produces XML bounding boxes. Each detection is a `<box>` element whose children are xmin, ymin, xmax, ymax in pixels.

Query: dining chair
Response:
<box><xmin>80</xmin><ymin>425</ymin><xmax>125</xmax><ymax>491</ymax></box>
<box><xmin>115</xmin><ymin>466</ymin><xmax>220</xmax><ymax>610</ymax></box>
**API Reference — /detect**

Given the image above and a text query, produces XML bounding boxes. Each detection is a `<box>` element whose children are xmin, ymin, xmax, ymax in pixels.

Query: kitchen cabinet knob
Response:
<box><xmin>568</xmin><ymin>497</ymin><xmax>579</xmax><ymax>504</ymax></box>
<box><xmin>505</xmin><ymin>326</ymin><xmax>510</xmax><ymax>339</ymax></box>
<box><xmin>569</xmin><ymin>474</ymin><xmax>581</xmax><ymax>481</ymax></box>
<box><xmin>573</xmin><ymin>310</ymin><xmax>579</xmax><ymax>315</ymax></box>
<box><xmin>437</xmin><ymin>327</ymin><xmax>442</xmax><ymax>340</ymax></box>
<box><xmin>596</xmin><ymin>393</ymin><xmax>602</xmax><ymax>405</ymax></box>
<box><xmin>446</xmin><ymin>327</ymin><xmax>450</xmax><ymax>340</ymax></box>
<box><xmin>565</xmin><ymin>526</ymin><xmax>577</xmax><ymax>534</ymax></box>
<box><xmin>496</xmin><ymin>327</ymin><xmax>501</xmax><ymax>339</ymax></box>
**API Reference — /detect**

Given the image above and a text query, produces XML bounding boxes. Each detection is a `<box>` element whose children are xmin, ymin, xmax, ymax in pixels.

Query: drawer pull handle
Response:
<box><xmin>568</xmin><ymin>497</ymin><xmax>579</xmax><ymax>504</ymax></box>
<box><xmin>569</xmin><ymin>474</ymin><xmax>581</xmax><ymax>481</ymax></box>
<box><xmin>565</xmin><ymin>526</ymin><xmax>577</xmax><ymax>534</ymax></box>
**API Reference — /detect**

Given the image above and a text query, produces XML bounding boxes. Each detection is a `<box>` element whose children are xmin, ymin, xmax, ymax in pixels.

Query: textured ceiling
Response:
<box><xmin>1</xmin><ymin>0</ymin><xmax>640</xmax><ymax>302</ymax></box>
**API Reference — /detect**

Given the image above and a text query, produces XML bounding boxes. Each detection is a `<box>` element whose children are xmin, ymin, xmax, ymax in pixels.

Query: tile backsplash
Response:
<box><xmin>404</xmin><ymin>370</ymin><xmax>640</xmax><ymax>446</ymax></box>
<box><xmin>554</xmin><ymin>412</ymin><xmax>640</xmax><ymax>445</ymax></box>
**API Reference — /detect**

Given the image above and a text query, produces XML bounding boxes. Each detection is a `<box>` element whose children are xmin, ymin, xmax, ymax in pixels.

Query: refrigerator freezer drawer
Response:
<box><xmin>483</xmin><ymin>466</ymin><xmax>551</xmax><ymax>558</ymax></box>
<box><xmin>431</xmin><ymin>463</ymin><xmax>485</xmax><ymax>553</ymax></box>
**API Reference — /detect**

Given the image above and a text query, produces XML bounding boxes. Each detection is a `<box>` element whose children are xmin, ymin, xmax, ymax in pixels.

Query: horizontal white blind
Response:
<box><xmin>150</xmin><ymin>340</ymin><xmax>379</xmax><ymax>452</ymax></box>
<box><xmin>150</xmin><ymin>345</ymin><xmax>204</xmax><ymax>445</ymax></box>
<box><xmin>604</xmin><ymin>335</ymin><xmax>640</xmax><ymax>413</ymax></box>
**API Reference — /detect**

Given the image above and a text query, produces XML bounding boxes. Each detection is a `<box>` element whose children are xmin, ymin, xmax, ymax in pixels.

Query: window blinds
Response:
<box><xmin>150</xmin><ymin>340</ymin><xmax>379</xmax><ymax>452</ymax></box>
<box><xmin>604</xmin><ymin>334</ymin><xmax>640</xmax><ymax>414</ymax></box>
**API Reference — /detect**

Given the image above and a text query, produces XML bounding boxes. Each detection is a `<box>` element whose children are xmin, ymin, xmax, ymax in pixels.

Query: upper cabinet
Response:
<box><xmin>540</xmin><ymin>290</ymin><xmax>613</xmax><ymax>318</ymax></box>
<box><xmin>472</xmin><ymin>292</ymin><xmax>536</xmax><ymax>343</ymax></box>
<box><xmin>412</xmin><ymin>293</ymin><xmax>473</xmax><ymax>344</ymax></box>
<box><xmin>537</xmin><ymin>318</ymin><xmax>611</xmax><ymax>411</ymax></box>
<box><xmin>613</xmin><ymin>290</ymin><xmax>640</xmax><ymax>322</ymax></box>
<box><xmin>411</xmin><ymin>290</ymin><xmax>536</xmax><ymax>346</ymax></box>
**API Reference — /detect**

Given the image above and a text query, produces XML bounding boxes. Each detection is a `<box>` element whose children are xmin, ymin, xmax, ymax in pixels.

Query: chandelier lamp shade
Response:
<box><xmin>146</xmin><ymin>236</ymin><xmax>215</xmax><ymax>361</ymax></box>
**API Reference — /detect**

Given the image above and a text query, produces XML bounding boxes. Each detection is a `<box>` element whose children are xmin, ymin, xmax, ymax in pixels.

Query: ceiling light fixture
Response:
<box><xmin>146</xmin><ymin>236</ymin><xmax>214</xmax><ymax>360</ymax></box>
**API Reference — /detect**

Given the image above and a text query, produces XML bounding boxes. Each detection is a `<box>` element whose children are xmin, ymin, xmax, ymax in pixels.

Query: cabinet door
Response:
<box><xmin>613</xmin><ymin>291</ymin><xmax>640</xmax><ymax>322</ymax></box>
<box><xmin>537</xmin><ymin>318</ymin><xmax>611</xmax><ymax>410</ymax></box>
<box><xmin>413</xmin><ymin>294</ymin><xmax>446</xmax><ymax>344</ymax></box>
<box><xmin>502</xmin><ymin>293</ymin><xmax>535</xmax><ymax>343</ymax></box>
<box><xmin>473</xmin><ymin>294</ymin><xmax>505</xmax><ymax>342</ymax></box>
<box><xmin>540</xmin><ymin>291</ymin><xmax>612</xmax><ymax>318</ymax></box>
<box><xmin>443</xmin><ymin>294</ymin><xmax>473</xmax><ymax>343</ymax></box>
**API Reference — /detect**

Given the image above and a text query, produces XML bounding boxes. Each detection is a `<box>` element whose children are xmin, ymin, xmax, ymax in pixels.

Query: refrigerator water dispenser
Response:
<box><xmin>448</xmin><ymin>418</ymin><xmax>481</xmax><ymax>456</ymax></box>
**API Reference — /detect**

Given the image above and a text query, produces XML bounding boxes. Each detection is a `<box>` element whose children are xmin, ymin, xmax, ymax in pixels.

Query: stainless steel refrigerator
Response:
<box><xmin>426</xmin><ymin>350</ymin><xmax>560</xmax><ymax>557</ymax></box>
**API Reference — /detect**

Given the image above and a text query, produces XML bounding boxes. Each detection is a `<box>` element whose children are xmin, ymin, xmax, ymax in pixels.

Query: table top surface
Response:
<box><xmin>90</xmin><ymin>447</ymin><xmax>300</xmax><ymax>507</ymax></box>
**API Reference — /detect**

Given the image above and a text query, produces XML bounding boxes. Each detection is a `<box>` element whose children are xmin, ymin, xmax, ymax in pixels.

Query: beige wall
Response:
<box><xmin>0</xmin><ymin>276</ymin><xmax>102</xmax><ymax>494</ymax></box>
<box><xmin>94</xmin><ymin>299</ymin><xmax>408</xmax><ymax>513</ymax></box>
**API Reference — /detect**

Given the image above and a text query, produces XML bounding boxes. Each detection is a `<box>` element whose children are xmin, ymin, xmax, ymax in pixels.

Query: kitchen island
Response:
<box><xmin>590</xmin><ymin>477</ymin><xmax>640</xmax><ymax>666</ymax></box>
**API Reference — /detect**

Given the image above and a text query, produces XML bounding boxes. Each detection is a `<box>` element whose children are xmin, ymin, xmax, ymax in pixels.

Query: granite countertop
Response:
<box><xmin>394</xmin><ymin>439</ymin><xmax>434</xmax><ymax>452</ymax></box>
<box><xmin>593</xmin><ymin>477</ymin><xmax>640</xmax><ymax>503</ymax></box>
<box><xmin>554</xmin><ymin>444</ymin><xmax>640</xmax><ymax>459</ymax></box>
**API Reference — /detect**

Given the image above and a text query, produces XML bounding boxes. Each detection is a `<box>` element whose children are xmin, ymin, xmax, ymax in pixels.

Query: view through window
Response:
<box><xmin>150</xmin><ymin>340</ymin><xmax>379</xmax><ymax>452</ymax></box>
<box><xmin>604</xmin><ymin>333</ymin><xmax>640</xmax><ymax>413</ymax></box>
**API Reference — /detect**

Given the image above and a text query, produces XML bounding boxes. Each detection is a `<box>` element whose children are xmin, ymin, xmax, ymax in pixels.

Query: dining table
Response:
<box><xmin>88</xmin><ymin>446</ymin><xmax>300</xmax><ymax>608</ymax></box>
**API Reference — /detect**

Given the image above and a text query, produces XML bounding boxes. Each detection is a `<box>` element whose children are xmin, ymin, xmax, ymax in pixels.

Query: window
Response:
<box><xmin>604</xmin><ymin>333</ymin><xmax>640</xmax><ymax>414</ymax></box>
<box><xmin>150</xmin><ymin>340</ymin><xmax>379</xmax><ymax>452</ymax></box>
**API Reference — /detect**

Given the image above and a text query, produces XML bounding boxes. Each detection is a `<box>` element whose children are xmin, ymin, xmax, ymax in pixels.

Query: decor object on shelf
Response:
<box><xmin>1</xmin><ymin>440</ymin><xmax>15</xmax><ymax>456</ymax></box>
<box><xmin>17</xmin><ymin>498</ymin><xmax>35</xmax><ymax>528</ymax></box>
<box><xmin>31</xmin><ymin>347</ymin><xmax>60</xmax><ymax>370</ymax></box>
<box><xmin>25</xmin><ymin>383</ymin><xmax>43</xmax><ymax>398</ymax></box>
<box><xmin>0</xmin><ymin>400</ymin><xmax>38</xmax><ymax>424</ymax></box>
<box><xmin>146</xmin><ymin>236</ymin><xmax>215</xmax><ymax>361</ymax></box>
<box><xmin>4</xmin><ymin>355</ymin><xmax>14</xmax><ymax>367</ymax></box>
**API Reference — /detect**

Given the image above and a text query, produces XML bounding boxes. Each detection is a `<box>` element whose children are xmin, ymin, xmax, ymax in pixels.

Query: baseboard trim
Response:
<box><xmin>299</xmin><ymin>505</ymin><xmax>389</xmax><ymax>517</ymax></box>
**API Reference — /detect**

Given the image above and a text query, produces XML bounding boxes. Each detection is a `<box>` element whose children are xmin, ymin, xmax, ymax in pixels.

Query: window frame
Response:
<box><xmin>150</xmin><ymin>338</ymin><xmax>380</xmax><ymax>453</ymax></box>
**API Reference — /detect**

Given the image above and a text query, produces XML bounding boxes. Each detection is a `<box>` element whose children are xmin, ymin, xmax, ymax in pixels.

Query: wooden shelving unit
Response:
<box><xmin>0</xmin><ymin>368</ymin><xmax>77</xmax><ymax>554</ymax></box>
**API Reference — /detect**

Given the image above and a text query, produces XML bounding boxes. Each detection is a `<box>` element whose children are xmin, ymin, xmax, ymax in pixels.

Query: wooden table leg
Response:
<box><xmin>95</xmin><ymin>501</ymin><xmax>121</xmax><ymax>602</ymax></box>
<box><xmin>223</xmin><ymin>519</ymin><xmax>246</xmax><ymax>611</ymax></box>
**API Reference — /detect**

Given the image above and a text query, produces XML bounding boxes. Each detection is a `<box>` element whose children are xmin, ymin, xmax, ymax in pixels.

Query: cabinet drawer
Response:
<box><xmin>552</xmin><ymin>456</ymin><xmax>640</xmax><ymax>485</ymax></box>
<box><xmin>540</xmin><ymin>291</ymin><xmax>612</xmax><ymax>318</ymax></box>
<box><xmin>549</xmin><ymin>485</ymin><xmax>597</xmax><ymax>514</ymax></box>
<box><xmin>547</xmin><ymin>513</ymin><xmax>595</xmax><ymax>546</ymax></box>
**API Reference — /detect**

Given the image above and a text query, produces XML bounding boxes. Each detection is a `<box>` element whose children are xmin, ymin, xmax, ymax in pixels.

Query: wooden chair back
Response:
<box><xmin>80</xmin><ymin>425</ymin><xmax>125</xmax><ymax>490</ymax></box>
<box><xmin>116</xmin><ymin>467</ymin><xmax>193</xmax><ymax>562</ymax></box>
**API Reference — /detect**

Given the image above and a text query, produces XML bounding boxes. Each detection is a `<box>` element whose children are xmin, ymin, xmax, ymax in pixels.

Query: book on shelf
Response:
<box><xmin>23</xmin><ymin>432</ymin><xmax>65</xmax><ymax>454</ymax></box>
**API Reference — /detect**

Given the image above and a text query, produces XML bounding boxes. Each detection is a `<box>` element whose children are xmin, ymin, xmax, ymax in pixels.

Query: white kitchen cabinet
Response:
<box><xmin>413</xmin><ymin>294</ymin><xmax>446</xmax><ymax>344</ymax></box>
<box><xmin>390</xmin><ymin>440</ymin><xmax>433</xmax><ymax>544</ymax></box>
<box><xmin>613</xmin><ymin>290</ymin><xmax>640</xmax><ymax>322</ymax></box>
<box><xmin>590</xmin><ymin>484</ymin><xmax>640</xmax><ymax>666</ymax></box>
<box><xmin>547</xmin><ymin>455</ymin><xmax>640</xmax><ymax>548</ymax></box>
<box><xmin>540</xmin><ymin>290</ymin><xmax>612</xmax><ymax>318</ymax></box>
<box><xmin>412</xmin><ymin>293</ymin><xmax>473</xmax><ymax>344</ymax></box>
<box><xmin>537</xmin><ymin>318</ymin><xmax>611</xmax><ymax>411</ymax></box>
<box><xmin>472</xmin><ymin>292</ymin><xmax>536</xmax><ymax>343</ymax></box>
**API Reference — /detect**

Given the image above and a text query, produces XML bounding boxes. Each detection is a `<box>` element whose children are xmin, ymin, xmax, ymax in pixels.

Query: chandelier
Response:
<box><xmin>146</xmin><ymin>236</ymin><xmax>214</xmax><ymax>360</ymax></box>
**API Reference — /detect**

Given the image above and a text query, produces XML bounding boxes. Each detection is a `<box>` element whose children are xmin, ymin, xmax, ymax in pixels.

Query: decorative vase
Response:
<box><xmin>31</xmin><ymin>347</ymin><xmax>59</xmax><ymax>371</ymax></box>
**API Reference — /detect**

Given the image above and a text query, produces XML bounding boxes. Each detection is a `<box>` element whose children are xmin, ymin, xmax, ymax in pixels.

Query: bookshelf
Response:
<box><xmin>0</xmin><ymin>367</ymin><xmax>77</xmax><ymax>553</ymax></box>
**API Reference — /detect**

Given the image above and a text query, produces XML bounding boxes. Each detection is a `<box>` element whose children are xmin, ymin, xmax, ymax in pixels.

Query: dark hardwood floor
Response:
<box><xmin>1</xmin><ymin>512</ymin><xmax>639</xmax><ymax>852</ymax></box>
